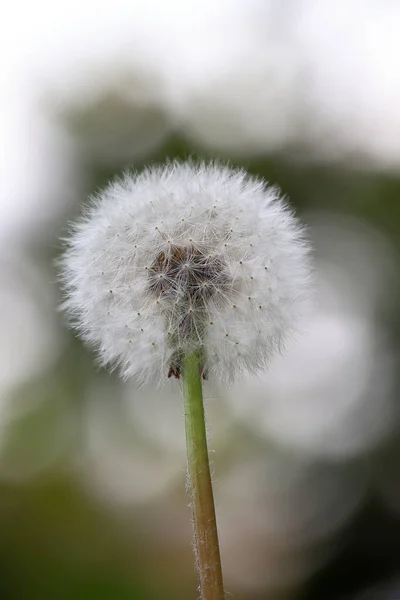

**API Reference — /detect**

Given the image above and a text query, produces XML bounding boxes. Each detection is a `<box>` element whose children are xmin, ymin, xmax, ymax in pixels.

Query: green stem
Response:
<box><xmin>182</xmin><ymin>352</ymin><xmax>225</xmax><ymax>600</ymax></box>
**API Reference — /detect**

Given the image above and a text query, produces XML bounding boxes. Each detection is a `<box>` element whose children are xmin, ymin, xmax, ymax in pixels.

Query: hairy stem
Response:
<box><xmin>182</xmin><ymin>352</ymin><xmax>225</xmax><ymax>600</ymax></box>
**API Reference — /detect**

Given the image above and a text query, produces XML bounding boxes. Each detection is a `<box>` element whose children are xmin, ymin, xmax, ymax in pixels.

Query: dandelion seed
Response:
<box><xmin>60</xmin><ymin>161</ymin><xmax>311</xmax><ymax>386</ymax></box>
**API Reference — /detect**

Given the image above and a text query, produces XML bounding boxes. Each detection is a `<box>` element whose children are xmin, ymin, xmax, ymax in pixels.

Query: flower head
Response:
<box><xmin>61</xmin><ymin>162</ymin><xmax>311</xmax><ymax>385</ymax></box>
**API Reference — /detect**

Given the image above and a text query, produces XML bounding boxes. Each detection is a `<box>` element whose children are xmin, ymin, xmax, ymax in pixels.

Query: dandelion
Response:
<box><xmin>61</xmin><ymin>161</ymin><xmax>311</xmax><ymax>600</ymax></box>
<box><xmin>61</xmin><ymin>162</ymin><xmax>310</xmax><ymax>384</ymax></box>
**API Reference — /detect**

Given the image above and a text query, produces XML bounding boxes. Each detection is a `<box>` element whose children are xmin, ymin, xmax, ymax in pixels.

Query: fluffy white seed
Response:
<box><xmin>60</xmin><ymin>161</ymin><xmax>311</xmax><ymax>385</ymax></box>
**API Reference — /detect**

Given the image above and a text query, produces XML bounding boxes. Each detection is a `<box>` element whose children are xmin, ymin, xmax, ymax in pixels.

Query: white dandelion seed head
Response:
<box><xmin>61</xmin><ymin>162</ymin><xmax>311</xmax><ymax>385</ymax></box>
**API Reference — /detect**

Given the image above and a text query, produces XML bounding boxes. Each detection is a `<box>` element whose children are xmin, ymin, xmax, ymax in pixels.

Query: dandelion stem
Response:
<box><xmin>182</xmin><ymin>352</ymin><xmax>225</xmax><ymax>600</ymax></box>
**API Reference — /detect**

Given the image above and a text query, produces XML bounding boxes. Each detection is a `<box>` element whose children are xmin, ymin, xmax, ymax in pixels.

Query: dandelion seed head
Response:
<box><xmin>60</xmin><ymin>161</ymin><xmax>311</xmax><ymax>385</ymax></box>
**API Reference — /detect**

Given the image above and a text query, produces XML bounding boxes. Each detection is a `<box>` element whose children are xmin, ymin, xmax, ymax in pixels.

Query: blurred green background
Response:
<box><xmin>1</xmin><ymin>2</ymin><xmax>400</xmax><ymax>599</ymax></box>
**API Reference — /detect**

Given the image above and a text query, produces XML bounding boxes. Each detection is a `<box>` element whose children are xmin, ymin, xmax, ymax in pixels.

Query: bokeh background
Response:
<box><xmin>1</xmin><ymin>2</ymin><xmax>400</xmax><ymax>598</ymax></box>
